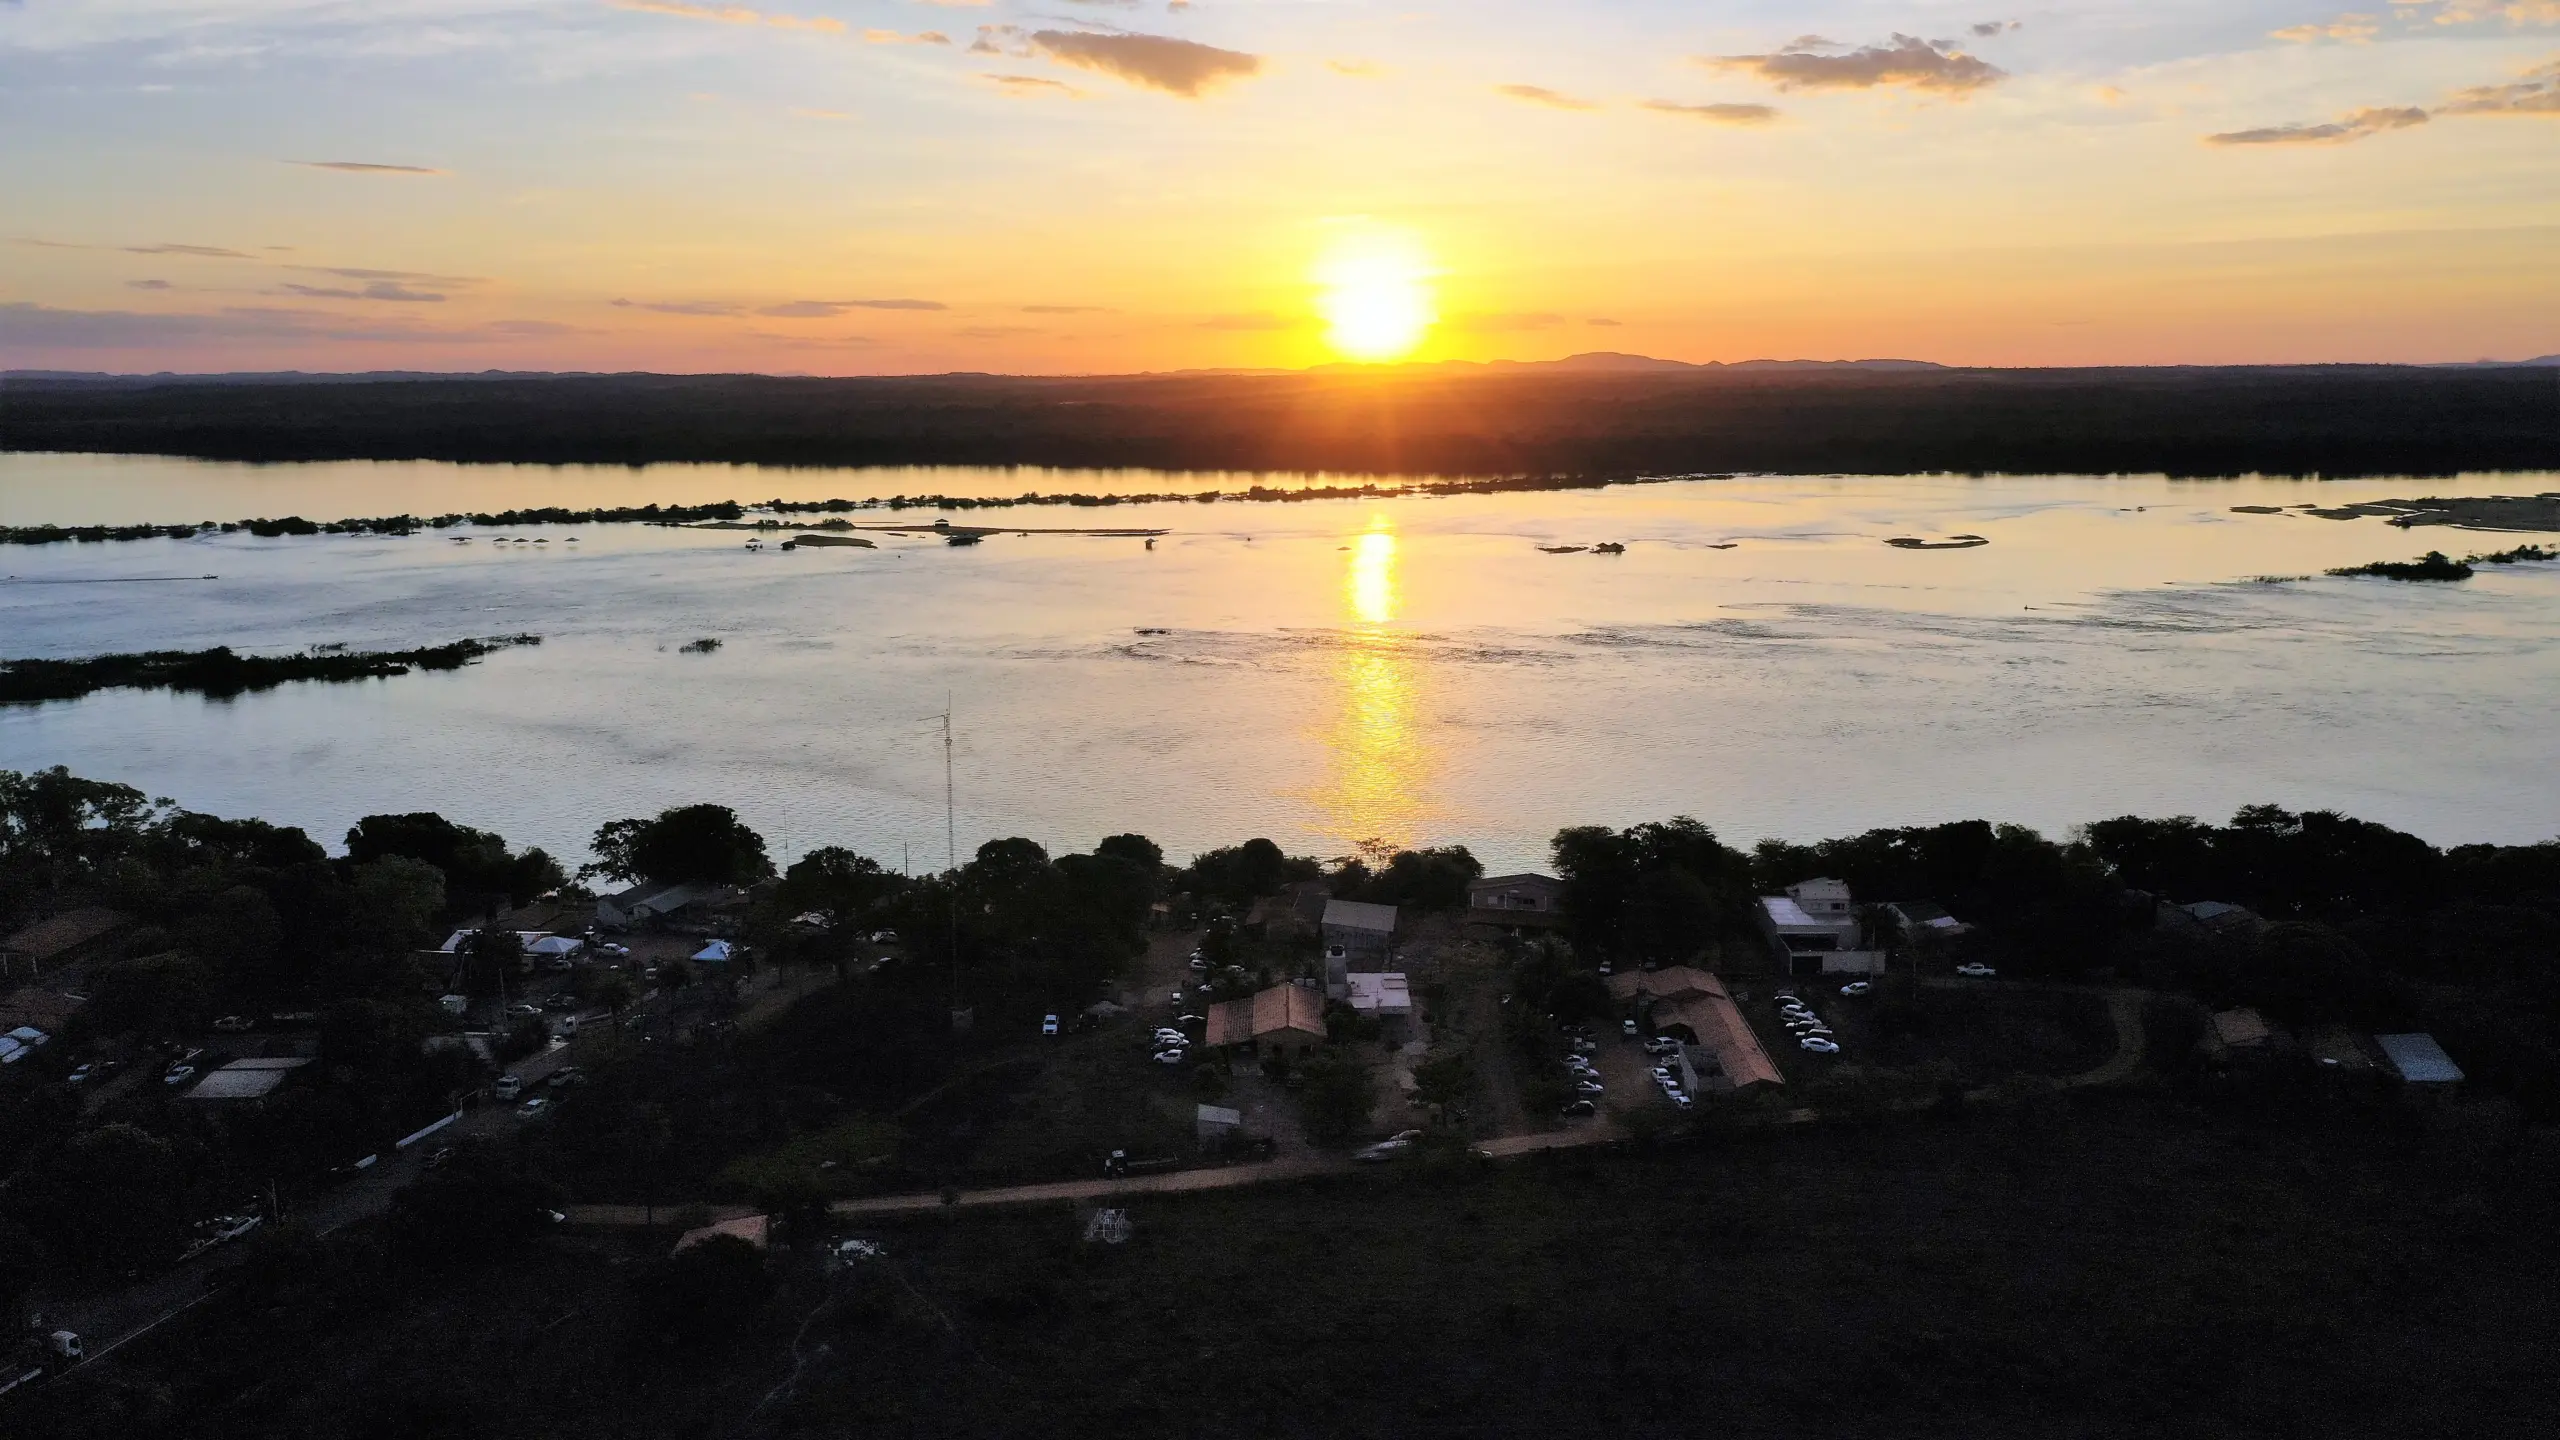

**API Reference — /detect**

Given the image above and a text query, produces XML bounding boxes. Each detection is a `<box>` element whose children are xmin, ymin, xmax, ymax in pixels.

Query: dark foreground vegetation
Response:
<box><xmin>5</xmin><ymin>769</ymin><xmax>2559</xmax><ymax>1435</ymax></box>
<box><xmin>2327</xmin><ymin>543</ymin><xmax>2556</xmax><ymax>581</ymax></box>
<box><xmin>28</xmin><ymin>1096</ymin><xmax>2560</xmax><ymax>1440</ymax></box>
<box><xmin>0</xmin><ymin>637</ymin><xmax>540</xmax><ymax>704</ymax></box>
<box><xmin>6</xmin><ymin>365</ymin><xmax>2556</xmax><ymax>477</ymax></box>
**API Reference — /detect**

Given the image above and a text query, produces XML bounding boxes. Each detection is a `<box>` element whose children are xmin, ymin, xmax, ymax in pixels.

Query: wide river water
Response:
<box><xmin>4</xmin><ymin>453</ymin><xmax>2557</xmax><ymax>873</ymax></box>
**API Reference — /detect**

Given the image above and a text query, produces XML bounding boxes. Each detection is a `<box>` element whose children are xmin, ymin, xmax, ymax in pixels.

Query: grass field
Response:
<box><xmin>43</xmin><ymin>1090</ymin><xmax>2560</xmax><ymax>1440</ymax></box>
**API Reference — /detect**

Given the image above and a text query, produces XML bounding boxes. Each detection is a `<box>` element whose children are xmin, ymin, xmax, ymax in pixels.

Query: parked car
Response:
<box><xmin>1956</xmin><ymin>963</ymin><xmax>1998</xmax><ymax>978</ymax></box>
<box><xmin>1573</xmin><ymin>1079</ymin><xmax>1605</xmax><ymax>1095</ymax></box>
<box><xmin>1669</xmin><ymin>1092</ymin><xmax>1694</xmax><ymax>1110</ymax></box>
<box><xmin>542</xmin><ymin>992</ymin><xmax>579</xmax><ymax>1011</ymax></box>
<box><xmin>162</xmin><ymin>1064</ymin><xmax>196</xmax><ymax>1086</ymax></box>
<box><xmin>1352</xmin><ymin>1137</ymin><xmax>1414</xmax><ymax>1163</ymax></box>
<box><xmin>1621</xmin><ymin>1019</ymin><xmax>1639</xmax><ymax>1038</ymax></box>
<box><xmin>67</xmin><ymin>1063</ymin><xmax>94</xmax><ymax>1085</ymax></box>
<box><xmin>870</xmin><ymin>930</ymin><xmax>899</xmax><ymax>944</ymax></box>
<box><xmin>1800</xmin><ymin>1037</ymin><xmax>1841</xmax><ymax>1054</ymax></box>
<box><xmin>553</xmin><ymin>1016</ymin><xmax>578</xmax><ymax>1039</ymax></box>
<box><xmin>597</xmin><ymin>942</ymin><xmax>631</xmax><ymax>958</ymax></box>
<box><xmin>1571</xmin><ymin>1038</ymin><xmax>1597</xmax><ymax>1055</ymax></box>
<box><xmin>1151</xmin><ymin>1049</ymin><xmax>1189</xmax><ymax>1066</ymax></box>
<box><xmin>547</xmin><ymin>1066</ymin><xmax>583</xmax><ymax>1089</ymax></box>
<box><xmin>507</xmin><ymin>1003</ymin><xmax>541</xmax><ymax>1019</ymax></box>
<box><xmin>1644</xmin><ymin>1038</ymin><xmax>1682</xmax><ymax>1056</ymax></box>
<box><xmin>425</xmin><ymin>1146</ymin><xmax>457</xmax><ymax>1170</ymax></box>
<box><xmin>517</xmin><ymin>1096</ymin><xmax>550</xmax><ymax>1118</ymax></box>
<box><xmin>1041</xmin><ymin>1014</ymin><xmax>1060</xmax><ymax>1037</ymax></box>
<box><xmin>1559</xmin><ymin>1099</ymin><xmax>1598</xmax><ymax>1117</ymax></box>
<box><xmin>1650</xmin><ymin>1066</ymin><xmax>1676</xmax><ymax>1084</ymax></box>
<box><xmin>492</xmin><ymin>1074</ymin><xmax>524</xmax><ymax>1101</ymax></box>
<box><xmin>1188</xmin><ymin>956</ymin><xmax>1207</xmax><ymax>972</ymax></box>
<box><xmin>1839</xmin><ymin>980</ymin><xmax>1874</xmax><ymax>996</ymax></box>
<box><xmin>1176</xmin><ymin>1014</ymin><xmax>1206</xmax><ymax>1027</ymax></box>
<box><xmin>211</xmin><ymin>1015</ymin><xmax>253</xmax><ymax>1033</ymax></box>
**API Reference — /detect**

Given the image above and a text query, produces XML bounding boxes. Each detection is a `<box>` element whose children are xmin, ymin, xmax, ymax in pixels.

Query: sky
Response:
<box><xmin>2</xmin><ymin>0</ymin><xmax>2556</xmax><ymax>374</ymax></box>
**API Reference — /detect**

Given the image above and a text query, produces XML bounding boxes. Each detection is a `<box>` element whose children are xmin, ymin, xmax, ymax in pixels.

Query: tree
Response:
<box><xmin>13</xmin><ymin>1122</ymin><xmax>183</xmax><ymax>1279</ymax></box>
<box><xmin>584</xmin><ymin>804</ymin><xmax>773</xmax><ymax>887</ymax></box>
<box><xmin>458</xmin><ymin>926</ymin><xmax>524</xmax><ymax>997</ymax></box>
<box><xmin>777</xmin><ymin>846</ymin><xmax>898</xmax><ymax>917</ymax></box>
<box><xmin>1298</xmin><ymin>1050</ymin><xmax>1376</xmax><ymax>1145</ymax></box>
<box><xmin>630</xmin><ymin>1234</ymin><xmax>773</xmax><ymax>1354</ymax></box>
<box><xmin>344</xmin><ymin>812</ymin><xmax>563</xmax><ymax>909</ymax></box>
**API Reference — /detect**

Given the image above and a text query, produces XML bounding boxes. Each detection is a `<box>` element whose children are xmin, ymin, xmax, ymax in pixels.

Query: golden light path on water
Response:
<box><xmin>1314</xmin><ymin>517</ymin><xmax>1436</xmax><ymax>857</ymax></box>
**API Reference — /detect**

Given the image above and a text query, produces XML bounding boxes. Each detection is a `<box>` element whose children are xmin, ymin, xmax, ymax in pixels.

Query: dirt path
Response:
<box><xmin>2067</xmin><ymin>988</ymin><xmax>2150</xmax><ymax>1089</ymax></box>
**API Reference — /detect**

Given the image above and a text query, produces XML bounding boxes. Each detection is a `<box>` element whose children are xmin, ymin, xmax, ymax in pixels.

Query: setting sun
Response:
<box><xmin>1313</xmin><ymin>225</ymin><xmax>1436</xmax><ymax>363</ymax></box>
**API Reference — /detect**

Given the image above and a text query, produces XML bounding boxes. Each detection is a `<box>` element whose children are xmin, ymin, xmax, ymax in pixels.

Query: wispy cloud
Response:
<box><xmin>1640</xmin><ymin>99</ymin><xmax>1780</xmax><ymax>125</ymax></box>
<box><xmin>289</xmin><ymin>160</ymin><xmax>445</xmax><ymax>175</ymax></box>
<box><xmin>610</xmin><ymin>298</ymin><xmax>744</xmax><ymax>315</ymax></box>
<box><xmin>124</xmin><ymin>242</ymin><xmax>254</xmax><ymax>258</ymax></box>
<box><xmin>983</xmin><ymin>72</ymin><xmax>1082</xmax><ymax>97</ymax></box>
<box><xmin>1021</xmin><ymin>304</ymin><xmax>1114</xmax><ymax>314</ymax></box>
<box><xmin>605</xmin><ymin>0</ymin><xmax>846</xmax><ymax>34</ymax></box>
<box><xmin>756</xmin><ymin>298</ymin><xmax>947</xmax><ymax>316</ymax></box>
<box><xmin>279</xmin><ymin>280</ymin><xmax>447</xmax><ymax>302</ymax></box>
<box><xmin>978</xmin><ymin>28</ymin><xmax>1263</xmax><ymax>97</ymax></box>
<box><xmin>128</xmin><ymin>279</ymin><xmax>173</xmax><ymax>291</ymax></box>
<box><xmin>862</xmin><ymin>29</ymin><xmax>949</xmax><ymax>46</ymax></box>
<box><xmin>2270</xmin><ymin>14</ymin><xmax>2381</xmax><ymax>43</ymax></box>
<box><xmin>2437</xmin><ymin>56</ymin><xmax>2560</xmax><ymax>113</ymax></box>
<box><xmin>1709</xmin><ymin>34</ymin><xmax>2005</xmax><ymax>93</ymax></box>
<box><xmin>2205</xmin><ymin>105</ymin><xmax>2430</xmax><ymax>144</ymax></box>
<box><xmin>1497</xmin><ymin>84</ymin><xmax>1598</xmax><ymax>110</ymax></box>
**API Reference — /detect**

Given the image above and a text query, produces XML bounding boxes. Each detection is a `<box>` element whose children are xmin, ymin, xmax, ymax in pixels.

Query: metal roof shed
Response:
<box><xmin>2373</xmin><ymin>1033</ymin><xmax>2464</xmax><ymax>1086</ymax></box>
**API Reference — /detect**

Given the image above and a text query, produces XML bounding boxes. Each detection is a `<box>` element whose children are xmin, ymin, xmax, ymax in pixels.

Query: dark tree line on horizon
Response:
<box><xmin>5</xmin><ymin>365</ymin><xmax>2555</xmax><ymax>477</ymax></box>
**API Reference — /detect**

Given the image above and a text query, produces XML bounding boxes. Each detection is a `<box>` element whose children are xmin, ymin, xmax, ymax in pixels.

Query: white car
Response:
<box><xmin>1838</xmin><ymin>981</ymin><xmax>1873</xmax><ymax>997</ymax></box>
<box><xmin>517</xmin><ymin>1096</ymin><xmax>550</xmax><ymax>1117</ymax></box>
<box><xmin>1800</xmin><ymin>1037</ymin><xmax>1841</xmax><ymax>1054</ymax></box>
<box><xmin>1956</xmin><ymin>963</ymin><xmax>1998</xmax><ymax>978</ymax></box>
<box><xmin>1621</xmin><ymin>1019</ymin><xmax>1639</xmax><ymax>1037</ymax></box>
<box><xmin>1650</xmin><ymin>1065</ymin><xmax>1677</xmax><ymax>1082</ymax></box>
<box><xmin>1573</xmin><ymin>1079</ymin><xmax>1605</xmax><ymax>1095</ymax></box>
<box><xmin>162</xmin><ymin>1064</ymin><xmax>197</xmax><ymax>1086</ymax></box>
<box><xmin>1644</xmin><ymin>1038</ymin><xmax>1681</xmax><ymax>1056</ymax></box>
<box><xmin>1151</xmin><ymin>1049</ymin><xmax>1189</xmax><ymax>1066</ymax></box>
<box><xmin>1669</xmin><ymin>1092</ymin><xmax>1694</xmax><ymax>1109</ymax></box>
<box><xmin>1041</xmin><ymin>1014</ymin><xmax>1060</xmax><ymax>1037</ymax></box>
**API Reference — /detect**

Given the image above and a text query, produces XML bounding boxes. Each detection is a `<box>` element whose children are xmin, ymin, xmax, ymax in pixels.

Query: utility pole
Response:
<box><xmin>944</xmin><ymin>700</ymin><xmax>967</xmax><ymax>1031</ymax></box>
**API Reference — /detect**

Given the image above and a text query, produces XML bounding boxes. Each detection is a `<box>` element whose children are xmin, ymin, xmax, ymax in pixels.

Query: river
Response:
<box><xmin>4</xmin><ymin>453</ymin><xmax>2556</xmax><ymax>871</ymax></box>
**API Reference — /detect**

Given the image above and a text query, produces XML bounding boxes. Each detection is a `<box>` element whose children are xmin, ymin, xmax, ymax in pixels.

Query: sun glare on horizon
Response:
<box><xmin>1314</xmin><ymin>225</ymin><xmax>1436</xmax><ymax>363</ymax></box>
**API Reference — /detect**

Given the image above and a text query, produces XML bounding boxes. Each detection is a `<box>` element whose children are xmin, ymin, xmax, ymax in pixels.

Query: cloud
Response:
<box><xmin>1021</xmin><ymin>304</ymin><xmax>1113</xmax><ymax>314</ymax></box>
<box><xmin>756</xmin><ymin>298</ymin><xmax>949</xmax><ymax>316</ymax></box>
<box><xmin>2271</xmin><ymin>14</ymin><xmax>2382</xmax><ymax>42</ymax></box>
<box><xmin>2438</xmin><ymin>56</ymin><xmax>2560</xmax><ymax>112</ymax></box>
<box><xmin>862</xmin><ymin>29</ymin><xmax>949</xmax><ymax>45</ymax></box>
<box><xmin>484</xmin><ymin>319</ymin><xmax>599</xmax><ymax>336</ymax></box>
<box><xmin>957</xmin><ymin>324</ymin><xmax>1040</xmax><ymax>338</ymax></box>
<box><xmin>2395</xmin><ymin>1</ymin><xmax>2560</xmax><ymax>27</ymax></box>
<box><xmin>1497</xmin><ymin>84</ymin><xmax>1598</xmax><ymax>110</ymax></box>
<box><xmin>1329</xmin><ymin>59</ymin><xmax>1382</xmax><ymax>77</ymax></box>
<box><xmin>279</xmin><ymin>281</ymin><xmax>446</xmax><ymax>302</ymax></box>
<box><xmin>289</xmin><ymin>160</ymin><xmax>445</xmax><ymax>175</ymax></box>
<box><xmin>1640</xmin><ymin>99</ymin><xmax>1780</xmax><ymax>124</ymax></box>
<box><xmin>2204</xmin><ymin>105</ymin><xmax>2430</xmax><ymax>144</ymax></box>
<box><xmin>1969</xmin><ymin>20</ymin><xmax>2022</xmax><ymax>37</ymax></box>
<box><xmin>1198</xmin><ymin>311</ymin><xmax>1300</xmax><ymax>331</ymax></box>
<box><xmin>128</xmin><ymin>279</ymin><xmax>172</xmax><ymax>291</ymax></box>
<box><xmin>610</xmin><ymin>298</ymin><xmax>744</xmax><ymax>315</ymax></box>
<box><xmin>124</xmin><ymin>243</ymin><xmax>254</xmax><ymax>258</ymax></box>
<box><xmin>0</xmin><ymin>302</ymin><xmax>482</xmax><ymax>349</ymax></box>
<box><xmin>298</xmin><ymin>266</ymin><xmax>482</xmax><ymax>286</ymax></box>
<box><xmin>1023</xmin><ymin>30</ymin><xmax>1263</xmax><ymax>96</ymax></box>
<box><xmin>605</xmin><ymin>0</ymin><xmax>846</xmax><ymax>33</ymax></box>
<box><xmin>984</xmin><ymin>72</ymin><xmax>1082</xmax><ymax>97</ymax></box>
<box><xmin>1710</xmin><ymin>34</ymin><xmax>2005</xmax><ymax>93</ymax></box>
<box><xmin>1587</xmin><ymin>318</ymin><xmax>1623</xmax><ymax>327</ymax></box>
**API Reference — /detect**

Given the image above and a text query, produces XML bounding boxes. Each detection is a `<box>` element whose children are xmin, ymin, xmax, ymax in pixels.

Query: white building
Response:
<box><xmin>1757</xmin><ymin>878</ymin><xmax>1886</xmax><ymax>977</ymax></box>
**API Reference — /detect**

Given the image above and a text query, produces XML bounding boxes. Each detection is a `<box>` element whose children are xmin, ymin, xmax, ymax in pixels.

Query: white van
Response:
<box><xmin>553</xmin><ymin>1015</ymin><xmax>578</xmax><ymax>1040</ymax></box>
<box><xmin>492</xmin><ymin>1074</ymin><xmax>524</xmax><ymax>1101</ymax></box>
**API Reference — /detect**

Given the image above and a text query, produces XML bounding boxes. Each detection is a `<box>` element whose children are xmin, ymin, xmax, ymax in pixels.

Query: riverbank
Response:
<box><xmin>0</xmin><ymin>636</ymin><xmax>540</xmax><ymax>704</ymax></box>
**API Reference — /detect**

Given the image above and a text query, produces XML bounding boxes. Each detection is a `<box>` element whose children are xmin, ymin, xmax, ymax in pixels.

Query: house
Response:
<box><xmin>2374</xmin><ymin>1033</ymin><xmax>2465</xmax><ymax>1089</ymax></box>
<box><xmin>1195</xmin><ymin>1103</ymin><xmax>1242</xmax><ymax>1144</ymax></box>
<box><xmin>0</xmin><ymin>907</ymin><xmax>131</xmax><ymax>980</ymax></box>
<box><xmin>1203</xmin><ymin>983</ymin><xmax>1328</xmax><ymax>1057</ymax></box>
<box><xmin>690</xmin><ymin>939</ymin><xmax>735</xmax><ymax>965</ymax></box>
<box><xmin>1607</xmin><ymin>968</ymin><xmax>1784</xmax><ymax>1091</ymax></box>
<box><xmin>1883</xmin><ymin>900</ymin><xmax>1970</xmax><ymax>940</ymax></box>
<box><xmin>1756</xmin><ymin>879</ymin><xmax>1886</xmax><ymax>977</ymax></box>
<box><xmin>182</xmin><ymin>1056</ymin><xmax>312</xmax><ymax>1103</ymax></box>
<box><xmin>1320</xmin><ymin>898</ymin><xmax>1398</xmax><ymax>996</ymax></box>
<box><xmin>1343</xmin><ymin>972</ymin><xmax>1414</xmax><ymax>1040</ymax></box>
<box><xmin>595</xmin><ymin>881</ymin><xmax>726</xmax><ymax>931</ymax></box>
<box><xmin>673</xmin><ymin>1213</ymin><xmax>770</xmax><ymax>1255</ymax></box>
<box><xmin>2211</xmin><ymin>1008</ymin><xmax>2273</xmax><ymax>1050</ymax></box>
<box><xmin>1467</xmin><ymin>873</ymin><xmax>1567</xmax><ymax>931</ymax></box>
<box><xmin>2162</xmin><ymin>900</ymin><xmax>2266</xmax><ymax>942</ymax></box>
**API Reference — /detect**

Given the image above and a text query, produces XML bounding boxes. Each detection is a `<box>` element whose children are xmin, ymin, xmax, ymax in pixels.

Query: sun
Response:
<box><xmin>1314</xmin><ymin>225</ymin><xmax>1436</xmax><ymax>363</ymax></box>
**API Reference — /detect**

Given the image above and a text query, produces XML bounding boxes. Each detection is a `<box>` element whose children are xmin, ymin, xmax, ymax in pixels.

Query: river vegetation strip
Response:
<box><xmin>2325</xmin><ymin>544</ymin><xmax>2557</xmax><ymax>582</ymax></box>
<box><xmin>0</xmin><ymin>635</ymin><xmax>542</xmax><ymax>704</ymax></box>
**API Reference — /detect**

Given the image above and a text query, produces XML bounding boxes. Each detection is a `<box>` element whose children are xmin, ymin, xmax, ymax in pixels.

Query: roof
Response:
<box><xmin>1470</xmin><ymin>873</ymin><xmax>1562</xmax><ymax>895</ymax></box>
<box><xmin>1344</xmin><ymin>972</ymin><xmax>1412</xmax><ymax>1014</ymax></box>
<box><xmin>1204</xmin><ymin>983</ymin><xmax>1327</xmax><ymax>1047</ymax></box>
<box><xmin>2211</xmin><ymin>1009</ymin><xmax>2272</xmax><ymax>1048</ymax></box>
<box><xmin>1788</xmin><ymin>878</ymin><xmax>1851</xmax><ymax>901</ymax></box>
<box><xmin>528</xmin><ymin>936</ymin><xmax>584</xmax><ymax>956</ymax></box>
<box><xmin>184</xmin><ymin>1056</ymin><xmax>311</xmax><ymax>1101</ymax></box>
<box><xmin>1195</xmin><ymin>1103</ymin><xmax>1242</xmax><ymax>1127</ymax></box>
<box><xmin>1</xmin><ymin>907</ymin><xmax>129</xmax><ymax>960</ymax></box>
<box><xmin>1321</xmin><ymin>899</ymin><xmax>1398</xmax><ymax>935</ymax></box>
<box><xmin>1650</xmin><ymin>992</ymin><xmax>1784</xmax><ymax>1090</ymax></box>
<box><xmin>691</xmin><ymin>939</ymin><xmax>734</xmax><ymax>963</ymax></box>
<box><xmin>1761</xmin><ymin>897</ymin><xmax>1843</xmax><ymax>931</ymax></box>
<box><xmin>673</xmin><ymin>1213</ymin><xmax>770</xmax><ymax>1255</ymax></box>
<box><xmin>2374</xmin><ymin>1033</ymin><xmax>2465</xmax><ymax>1085</ymax></box>
<box><xmin>1606</xmin><ymin>966</ymin><xmax>1724</xmax><ymax>1003</ymax></box>
<box><xmin>437</xmin><ymin>929</ymin><xmax>551</xmax><ymax>954</ymax></box>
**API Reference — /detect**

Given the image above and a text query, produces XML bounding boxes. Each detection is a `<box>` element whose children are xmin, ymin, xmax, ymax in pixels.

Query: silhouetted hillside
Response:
<box><xmin>5</xmin><ymin>365</ymin><xmax>2554</xmax><ymax>477</ymax></box>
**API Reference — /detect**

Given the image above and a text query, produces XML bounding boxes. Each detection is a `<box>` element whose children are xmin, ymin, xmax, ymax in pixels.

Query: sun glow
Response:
<box><xmin>1313</xmin><ymin>225</ymin><xmax>1436</xmax><ymax>363</ymax></box>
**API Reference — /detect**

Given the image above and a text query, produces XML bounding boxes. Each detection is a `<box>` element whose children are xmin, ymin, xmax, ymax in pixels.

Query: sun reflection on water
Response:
<box><xmin>1315</xmin><ymin>519</ymin><xmax>1437</xmax><ymax>853</ymax></box>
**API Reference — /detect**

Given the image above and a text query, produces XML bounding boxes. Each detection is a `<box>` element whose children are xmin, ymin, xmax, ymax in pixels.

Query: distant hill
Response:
<box><xmin>3</xmin><ymin>365</ymin><xmax>2553</xmax><ymax>478</ymax></box>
